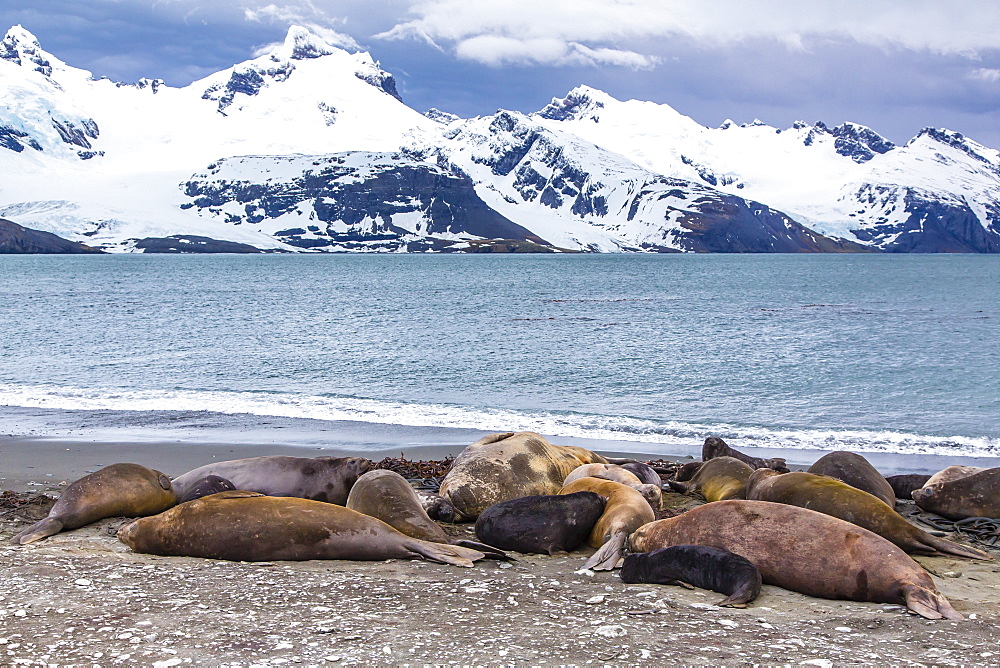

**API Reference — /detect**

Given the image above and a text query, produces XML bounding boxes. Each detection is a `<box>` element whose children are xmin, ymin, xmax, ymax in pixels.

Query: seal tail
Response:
<box><xmin>915</xmin><ymin>532</ymin><xmax>992</xmax><ymax>561</ymax></box>
<box><xmin>902</xmin><ymin>584</ymin><xmax>963</xmax><ymax>620</ymax></box>
<box><xmin>11</xmin><ymin>517</ymin><xmax>64</xmax><ymax>545</ymax></box>
<box><xmin>452</xmin><ymin>539</ymin><xmax>513</xmax><ymax>561</ymax></box>
<box><xmin>584</xmin><ymin>530</ymin><xmax>629</xmax><ymax>571</ymax></box>
<box><xmin>406</xmin><ymin>539</ymin><xmax>486</xmax><ymax>568</ymax></box>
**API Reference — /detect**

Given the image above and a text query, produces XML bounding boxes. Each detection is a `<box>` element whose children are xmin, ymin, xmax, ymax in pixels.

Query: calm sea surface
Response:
<box><xmin>1</xmin><ymin>253</ymin><xmax>997</xmax><ymax>457</ymax></box>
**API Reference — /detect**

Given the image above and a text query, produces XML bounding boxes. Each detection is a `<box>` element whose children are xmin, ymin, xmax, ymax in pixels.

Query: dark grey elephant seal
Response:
<box><xmin>666</xmin><ymin>456</ymin><xmax>754</xmax><ymax>502</ymax></box>
<box><xmin>620</xmin><ymin>545</ymin><xmax>762</xmax><ymax>607</ymax></box>
<box><xmin>346</xmin><ymin>469</ymin><xmax>509</xmax><ymax>559</ymax></box>
<box><xmin>912</xmin><ymin>467</ymin><xmax>1000</xmax><ymax>520</ymax></box>
<box><xmin>884</xmin><ymin>474</ymin><xmax>932</xmax><ymax>500</ymax></box>
<box><xmin>12</xmin><ymin>463</ymin><xmax>177</xmax><ymax>545</ymax></box>
<box><xmin>806</xmin><ymin>451</ymin><xmax>895</xmax><ymax>508</ymax></box>
<box><xmin>438</xmin><ymin>432</ymin><xmax>608</xmax><ymax>521</ymax></box>
<box><xmin>178</xmin><ymin>475</ymin><xmax>236</xmax><ymax>503</ymax></box>
<box><xmin>117</xmin><ymin>491</ymin><xmax>487</xmax><ymax>567</ymax></box>
<box><xmin>474</xmin><ymin>491</ymin><xmax>606</xmax><ymax>555</ymax></box>
<box><xmin>629</xmin><ymin>500</ymin><xmax>962</xmax><ymax>620</ymax></box>
<box><xmin>620</xmin><ymin>462</ymin><xmax>662</xmax><ymax>487</ymax></box>
<box><xmin>702</xmin><ymin>437</ymin><xmax>788</xmax><ymax>472</ymax></box>
<box><xmin>171</xmin><ymin>455</ymin><xmax>371</xmax><ymax>505</ymax></box>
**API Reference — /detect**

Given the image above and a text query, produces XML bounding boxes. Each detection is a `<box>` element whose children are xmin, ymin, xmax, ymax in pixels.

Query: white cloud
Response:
<box><xmin>243</xmin><ymin>3</ymin><xmax>360</xmax><ymax>51</ymax></box>
<box><xmin>376</xmin><ymin>0</ymin><xmax>1000</xmax><ymax>67</ymax></box>
<box><xmin>969</xmin><ymin>67</ymin><xmax>1000</xmax><ymax>82</ymax></box>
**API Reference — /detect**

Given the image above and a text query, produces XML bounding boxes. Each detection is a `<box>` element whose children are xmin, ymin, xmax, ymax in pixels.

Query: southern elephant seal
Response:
<box><xmin>12</xmin><ymin>463</ymin><xmax>177</xmax><ymax>545</ymax></box>
<box><xmin>628</xmin><ymin>500</ymin><xmax>962</xmax><ymax>620</ymax></box>
<box><xmin>474</xmin><ymin>491</ymin><xmax>606</xmax><ymax>555</ymax></box>
<box><xmin>619</xmin><ymin>545</ymin><xmax>762</xmax><ymax>607</ymax></box>
<box><xmin>438</xmin><ymin>432</ymin><xmax>608</xmax><ymax>521</ymax></box>
<box><xmin>912</xmin><ymin>467</ymin><xmax>1000</xmax><ymax>520</ymax></box>
<box><xmin>117</xmin><ymin>491</ymin><xmax>487</xmax><ymax>567</ymax></box>
<box><xmin>346</xmin><ymin>470</ymin><xmax>509</xmax><ymax>559</ymax></box>
<box><xmin>620</xmin><ymin>462</ymin><xmax>663</xmax><ymax>487</ymax></box>
<box><xmin>702</xmin><ymin>437</ymin><xmax>788</xmax><ymax>472</ymax></box>
<box><xmin>745</xmin><ymin>469</ymin><xmax>988</xmax><ymax>560</ymax></box>
<box><xmin>666</xmin><ymin>456</ymin><xmax>754</xmax><ymax>502</ymax></box>
<box><xmin>924</xmin><ymin>465</ymin><xmax>986</xmax><ymax>488</ymax></box>
<box><xmin>884</xmin><ymin>474</ymin><xmax>932</xmax><ymax>500</ymax></box>
<box><xmin>171</xmin><ymin>455</ymin><xmax>371</xmax><ymax>504</ymax></box>
<box><xmin>178</xmin><ymin>475</ymin><xmax>236</xmax><ymax>503</ymax></box>
<box><xmin>564</xmin><ymin>463</ymin><xmax>661</xmax><ymax>511</ymax></box>
<box><xmin>559</xmin><ymin>477</ymin><xmax>655</xmax><ymax>570</ymax></box>
<box><xmin>806</xmin><ymin>451</ymin><xmax>896</xmax><ymax>508</ymax></box>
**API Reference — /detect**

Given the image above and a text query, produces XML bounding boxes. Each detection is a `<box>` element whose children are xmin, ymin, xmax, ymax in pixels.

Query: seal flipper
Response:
<box><xmin>11</xmin><ymin>517</ymin><xmax>65</xmax><ymax>545</ymax></box>
<box><xmin>901</xmin><ymin>584</ymin><xmax>963</xmax><ymax>620</ymax></box>
<box><xmin>584</xmin><ymin>530</ymin><xmax>629</xmax><ymax>571</ymax></box>
<box><xmin>666</xmin><ymin>480</ymin><xmax>694</xmax><ymax>494</ymax></box>
<box><xmin>716</xmin><ymin>572</ymin><xmax>762</xmax><ymax>608</ymax></box>
<box><xmin>406</xmin><ymin>539</ymin><xmax>486</xmax><ymax>567</ymax></box>
<box><xmin>452</xmin><ymin>539</ymin><xmax>513</xmax><ymax>561</ymax></box>
<box><xmin>915</xmin><ymin>533</ymin><xmax>991</xmax><ymax>561</ymax></box>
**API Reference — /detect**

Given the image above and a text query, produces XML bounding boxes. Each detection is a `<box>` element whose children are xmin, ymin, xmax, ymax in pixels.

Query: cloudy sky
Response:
<box><xmin>3</xmin><ymin>0</ymin><xmax>1000</xmax><ymax>147</ymax></box>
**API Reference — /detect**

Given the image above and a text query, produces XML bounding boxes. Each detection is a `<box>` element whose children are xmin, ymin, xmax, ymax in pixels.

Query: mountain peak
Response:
<box><xmin>536</xmin><ymin>85</ymin><xmax>612</xmax><ymax>121</ymax></box>
<box><xmin>1</xmin><ymin>24</ymin><xmax>60</xmax><ymax>77</ymax></box>
<box><xmin>272</xmin><ymin>25</ymin><xmax>342</xmax><ymax>61</ymax></box>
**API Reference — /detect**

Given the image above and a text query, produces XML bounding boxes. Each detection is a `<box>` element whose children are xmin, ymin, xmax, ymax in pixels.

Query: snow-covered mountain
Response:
<box><xmin>535</xmin><ymin>86</ymin><xmax>1000</xmax><ymax>252</ymax></box>
<box><xmin>2</xmin><ymin>24</ymin><xmax>998</xmax><ymax>252</ymax></box>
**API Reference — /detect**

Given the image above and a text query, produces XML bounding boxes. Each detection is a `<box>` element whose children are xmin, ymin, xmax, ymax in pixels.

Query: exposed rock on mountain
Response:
<box><xmin>0</xmin><ymin>217</ymin><xmax>103</xmax><ymax>253</ymax></box>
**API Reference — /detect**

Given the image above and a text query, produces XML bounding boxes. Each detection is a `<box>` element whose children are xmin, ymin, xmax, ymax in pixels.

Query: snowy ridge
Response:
<box><xmin>1</xmin><ymin>25</ymin><xmax>999</xmax><ymax>252</ymax></box>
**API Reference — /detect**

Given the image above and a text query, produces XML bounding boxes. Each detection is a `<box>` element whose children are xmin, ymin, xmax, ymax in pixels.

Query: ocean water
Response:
<box><xmin>1</xmin><ymin>253</ymin><xmax>998</xmax><ymax>459</ymax></box>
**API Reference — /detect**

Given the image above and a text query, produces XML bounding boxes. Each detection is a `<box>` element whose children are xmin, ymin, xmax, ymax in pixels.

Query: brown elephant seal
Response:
<box><xmin>117</xmin><ymin>491</ymin><xmax>487</xmax><ymax>567</ymax></box>
<box><xmin>673</xmin><ymin>461</ymin><xmax>705</xmax><ymax>482</ymax></box>
<box><xmin>885</xmin><ymin>474</ymin><xmax>932</xmax><ymax>500</ymax></box>
<box><xmin>564</xmin><ymin>464</ymin><xmax>661</xmax><ymax>511</ymax></box>
<box><xmin>620</xmin><ymin>462</ymin><xmax>662</xmax><ymax>487</ymax></box>
<box><xmin>438</xmin><ymin>432</ymin><xmax>608</xmax><ymax>521</ymax></box>
<box><xmin>474</xmin><ymin>491</ymin><xmax>606</xmax><ymax>555</ymax></box>
<box><xmin>619</xmin><ymin>545</ymin><xmax>762</xmax><ymax>607</ymax></box>
<box><xmin>178</xmin><ymin>475</ymin><xmax>236</xmax><ymax>503</ymax></box>
<box><xmin>806</xmin><ymin>451</ymin><xmax>896</xmax><ymax>508</ymax></box>
<box><xmin>746</xmin><ymin>469</ymin><xmax>989</xmax><ymax>560</ymax></box>
<box><xmin>12</xmin><ymin>463</ymin><xmax>177</xmax><ymax>545</ymax></box>
<box><xmin>666</xmin><ymin>456</ymin><xmax>754</xmax><ymax>502</ymax></box>
<box><xmin>924</xmin><ymin>465</ymin><xmax>985</xmax><ymax>488</ymax></box>
<box><xmin>346</xmin><ymin>470</ymin><xmax>509</xmax><ymax>559</ymax></box>
<box><xmin>628</xmin><ymin>500</ymin><xmax>962</xmax><ymax>620</ymax></box>
<box><xmin>559</xmin><ymin>477</ymin><xmax>655</xmax><ymax>570</ymax></box>
<box><xmin>702</xmin><ymin>437</ymin><xmax>788</xmax><ymax>472</ymax></box>
<box><xmin>912</xmin><ymin>467</ymin><xmax>1000</xmax><ymax>520</ymax></box>
<box><xmin>170</xmin><ymin>455</ymin><xmax>371</xmax><ymax>505</ymax></box>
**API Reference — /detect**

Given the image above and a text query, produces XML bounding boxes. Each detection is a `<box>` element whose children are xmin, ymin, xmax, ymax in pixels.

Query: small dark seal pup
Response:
<box><xmin>620</xmin><ymin>545</ymin><xmax>762</xmax><ymax>607</ymax></box>
<box><xmin>475</xmin><ymin>491</ymin><xmax>606</xmax><ymax>555</ymax></box>
<box><xmin>884</xmin><ymin>474</ymin><xmax>932</xmax><ymax>500</ymax></box>
<box><xmin>178</xmin><ymin>475</ymin><xmax>236</xmax><ymax>503</ymax></box>
<box><xmin>702</xmin><ymin>437</ymin><xmax>788</xmax><ymax>472</ymax></box>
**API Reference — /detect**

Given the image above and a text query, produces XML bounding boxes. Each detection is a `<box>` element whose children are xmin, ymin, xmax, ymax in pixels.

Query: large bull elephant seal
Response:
<box><xmin>666</xmin><ymin>456</ymin><xmax>754</xmax><ymax>502</ymax></box>
<box><xmin>746</xmin><ymin>469</ymin><xmax>989</xmax><ymax>560</ymax></box>
<box><xmin>559</xmin><ymin>477</ymin><xmax>654</xmax><ymax>570</ymax></box>
<box><xmin>702</xmin><ymin>437</ymin><xmax>788</xmax><ymax>472</ymax></box>
<box><xmin>628</xmin><ymin>500</ymin><xmax>962</xmax><ymax>620</ymax></box>
<box><xmin>346</xmin><ymin>469</ymin><xmax>509</xmax><ymax>559</ymax></box>
<box><xmin>620</xmin><ymin>545</ymin><xmax>762</xmax><ymax>608</ymax></box>
<box><xmin>806</xmin><ymin>451</ymin><xmax>896</xmax><ymax>508</ymax></box>
<box><xmin>438</xmin><ymin>432</ymin><xmax>608</xmax><ymax>521</ymax></box>
<box><xmin>170</xmin><ymin>455</ymin><xmax>371</xmax><ymax>505</ymax></box>
<box><xmin>117</xmin><ymin>491</ymin><xmax>487</xmax><ymax>567</ymax></box>
<box><xmin>12</xmin><ymin>463</ymin><xmax>177</xmax><ymax>545</ymax></box>
<box><xmin>912</xmin><ymin>467</ymin><xmax>1000</xmax><ymax>520</ymax></box>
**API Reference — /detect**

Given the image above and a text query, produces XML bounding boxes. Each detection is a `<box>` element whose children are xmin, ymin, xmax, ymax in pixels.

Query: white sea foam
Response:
<box><xmin>1</xmin><ymin>383</ymin><xmax>997</xmax><ymax>459</ymax></box>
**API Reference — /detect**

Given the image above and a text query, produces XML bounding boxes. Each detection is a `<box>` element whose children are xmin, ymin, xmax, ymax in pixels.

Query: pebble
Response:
<box><xmin>585</xmin><ymin>595</ymin><xmax>605</xmax><ymax>604</ymax></box>
<box><xmin>74</xmin><ymin>579</ymin><xmax>91</xmax><ymax>587</ymax></box>
<box><xmin>594</xmin><ymin>625</ymin><xmax>627</xmax><ymax>638</ymax></box>
<box><xmin>835</xmin><ymin>627</ymin><xmax>852</xmax><ymax>633</ymax></box>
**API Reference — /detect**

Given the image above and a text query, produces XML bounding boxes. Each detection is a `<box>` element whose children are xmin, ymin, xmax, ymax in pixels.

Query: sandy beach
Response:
<box><xmin>2</xmin><ymin>408</ymin><xmax>1000</xmax><ymax>665</ymax></box>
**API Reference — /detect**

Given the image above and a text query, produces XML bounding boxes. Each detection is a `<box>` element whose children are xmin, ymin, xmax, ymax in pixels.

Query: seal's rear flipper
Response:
<box><xmin>583</xmin><ymin>530</ymin><xmax>628</xmax><ymax>571</ymax></box>
<box><xmin>11</xmin><ymin>517</ymin><xmax>64</xmax><ymax>545</ymax></box>
<box><xmin>409</xmin><ymin>539</ymin><xmax>486</xmax><ymax>567</ymax></box>
<box><xmin>902</xmin><ymin>584</ymin><xmax>963</xmax><ymax>620</ymax></box>
<box><xmin>717</xmin><ymin>571</ymin><xmax>762</xmax><ymax>607</ymax></box>
<box><xmin>920</xmin><ymin>533</ymin><xmax>991</xmax><ymax>561</ymax></box>
<box><xmin>453</xmin><ymin>539</ymin><xmax>513</xmax><ymax>561</ymax></box>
